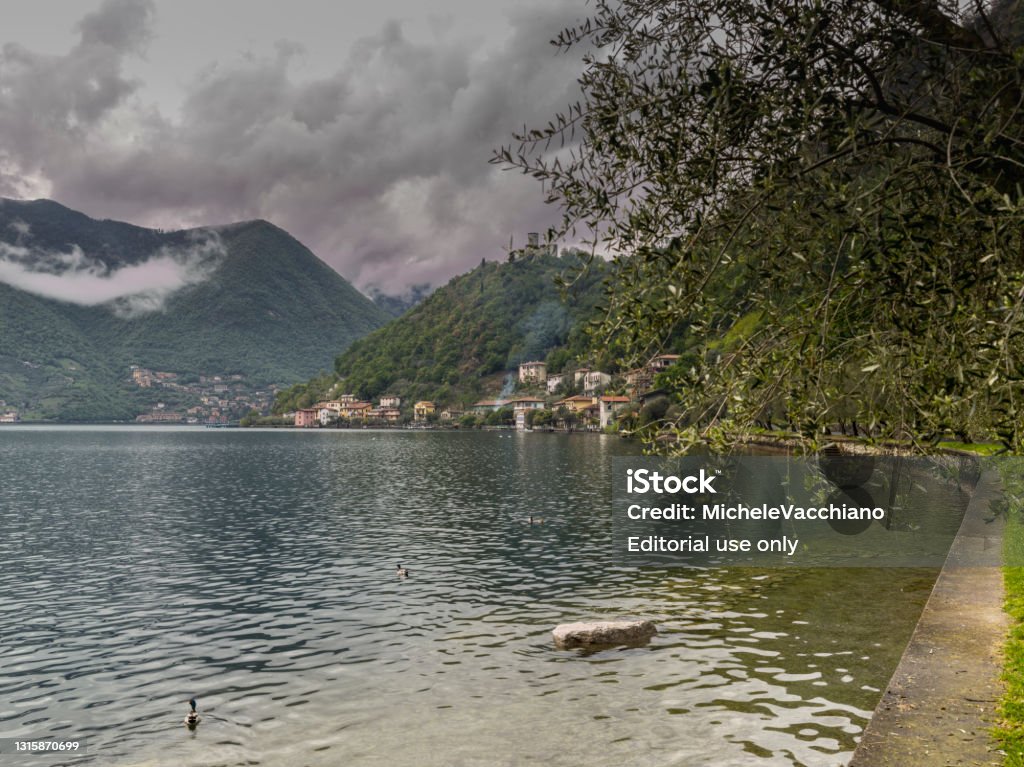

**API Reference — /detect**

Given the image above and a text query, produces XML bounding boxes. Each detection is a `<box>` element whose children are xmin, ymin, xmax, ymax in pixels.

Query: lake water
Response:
<box><xmin>0</xmin><ymin>427</ymin><xmax>950</xmax><ymax>766</ymax></box>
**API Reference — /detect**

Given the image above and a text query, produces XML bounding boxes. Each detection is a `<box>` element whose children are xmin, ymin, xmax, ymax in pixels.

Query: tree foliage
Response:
<box><xmin>498</xmin><ymin>0</ymin><xmax>1024</xmax><ymax>451</ymax></box>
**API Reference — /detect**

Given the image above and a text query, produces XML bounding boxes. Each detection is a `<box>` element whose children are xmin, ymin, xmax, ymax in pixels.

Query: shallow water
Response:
<box><xmin>0</xmin><ymin>427</ymin><xmax>947</xmax><ymax>766</ymax></box>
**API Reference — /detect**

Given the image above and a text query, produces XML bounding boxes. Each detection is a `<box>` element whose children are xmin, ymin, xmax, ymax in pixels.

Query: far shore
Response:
<box><xmin>0</xmin><ymin>421</ymin><xmax>623</xmax><ymax>435</ymax></box>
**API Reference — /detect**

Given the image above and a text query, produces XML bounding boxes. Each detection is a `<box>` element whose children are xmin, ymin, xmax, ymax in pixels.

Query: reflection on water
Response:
<box><xmin>0</xmin><ymin>427</ymin><xmax>939</xmax><ymax>766</ymax></box>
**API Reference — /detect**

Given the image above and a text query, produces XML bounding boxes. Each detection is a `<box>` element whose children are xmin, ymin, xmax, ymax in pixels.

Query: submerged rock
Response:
<box><xmin>552</xmin><ymin>620</ymin><xmax>657</xmax><ymax>649</ymax></box>
<box><xmin>819</xmin><ymin>445</ymin><xmax>875</xmax><ymax>488</ymax></box>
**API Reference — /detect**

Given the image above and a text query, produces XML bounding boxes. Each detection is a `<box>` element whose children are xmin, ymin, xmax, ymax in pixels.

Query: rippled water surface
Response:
<box><xmin>0</xmin><ymin>427</ymin><xmax>948</xmax><ymax>766</ymax></box>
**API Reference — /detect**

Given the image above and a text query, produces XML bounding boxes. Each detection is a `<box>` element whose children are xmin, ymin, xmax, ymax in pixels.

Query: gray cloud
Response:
<box><xmin>77</xmin><ymin>0</ymin><xmax>154</xmax><ymax>53</ymax></box>
<box><xmin>7</xmin><ymin>219</ymin><xmax>30</xmax><ymax>238</ymax></box>
<box><xmin>0</xmin><ymin>1</ymin><xmax>151</xmax><ymax>170</ymax></box>
<box><xmin>0</xmin><ymin>0</ymin><xmax>587</xmax><ymax>294</ymax></box>
<box><xmin>0</xmin><ymin>232</ymin><xmax>225</xmax><ymax>316</ymax></box>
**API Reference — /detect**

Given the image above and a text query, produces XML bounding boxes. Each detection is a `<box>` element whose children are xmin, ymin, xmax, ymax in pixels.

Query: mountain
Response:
<box><xmin>367</xmin><ymin>283</ymin><xmax>434</xmax><ymax>318</ymax></box>
<box><xmin>0</xmin><ymin>198</ymin><xmax>390</xmax><ymax>420</ymax></box>
<box><xmin>274</xmin><ymin>251</ymin><xmax>611</xmax><ymax>411</ymax></box>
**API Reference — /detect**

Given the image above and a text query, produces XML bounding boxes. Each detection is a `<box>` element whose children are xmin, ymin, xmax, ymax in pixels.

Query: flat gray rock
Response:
<box><xmin>552</xmin><ymin>619</ymin><xmax>657</xmax><ymax>649</ymax></box>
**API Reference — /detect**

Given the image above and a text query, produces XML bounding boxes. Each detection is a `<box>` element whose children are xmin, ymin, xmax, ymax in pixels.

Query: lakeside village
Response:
<box><xmin>288</xmin><ymin>353</ymin><xmax>682</xmax><ymax>432</ymax></box>
<box><xmin>130</xmin><ymin>367</ymin><xmax>276</xmax><ymax>424</ymax></box>
<box><xmin>0</xmin><ymin>367</ymin><xmax>275</xmax><ymax>424</ymax></box>
<box><xmin>0</xmin><ymin>355</ymin><xmax>679</xmax><ymax>429</ymax></box>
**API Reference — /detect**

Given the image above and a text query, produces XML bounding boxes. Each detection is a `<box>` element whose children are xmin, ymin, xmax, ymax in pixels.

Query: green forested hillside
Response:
<box><xmin>0</xmin><ymin>199</ymin><xmax>389</xmax><ymax>420</ymax></box>
<box><xmin>274</xmin><ymin>252</ymin><xmax>610</xmax><ymax>411</ymax></box>
<box><xmin>0</xmin><ymin>198</ymin><xmax>189</xmax><ymax>267</ymax></box>
<box><xmin>0</xmin><ymin>282</ymin><xmax>132</xmax><ymax>419</ymax></box>
<box><xmin>71</xmin><ymin>219</ymin><xmax>390</xmax><ymax>382</ymax></box>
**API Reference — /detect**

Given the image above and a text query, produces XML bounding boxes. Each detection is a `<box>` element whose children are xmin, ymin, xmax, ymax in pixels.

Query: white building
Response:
<box><xmin>319</xmin><ymin>405</ymin><xmax>342</xmax><ymax>425</ymax></box>
<box><xmin>598</xmin><ymin>396</ymin><xmax>631</xmax><ymax>428</ymax></box>
<box><xmin>649</xmin><ymin>354</ymin><xmax>681</xmax><ymax>373</ymax></box>
<box><xmin>582</xmin><ymin>371</ymin><xmax>611</xmax><ymax>395</ymax></box>
<box><xmin>518</xmin><ymin>361</ymin><xmax>547</xmax><ymax>385</ymax></box>
<box><xmin>507</xmin><ymin>397</ymin><xmax>545</xmax><ymax>410</ymax></box>
<box><xmin>512</xmin><ymin>398</ymin><xmax>545</xmax><ymax>430</ymax></box>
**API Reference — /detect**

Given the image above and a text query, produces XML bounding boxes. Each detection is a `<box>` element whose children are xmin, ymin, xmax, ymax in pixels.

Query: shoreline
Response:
<box><xmin>848</xmin><ymin>468</ymin><xmax>1007</xmax><ymax>766</ymax></box>
<box><xmin>0</xmin><ymin>421</ymin><xmax>621</xmax><ymax>435</ymax></box>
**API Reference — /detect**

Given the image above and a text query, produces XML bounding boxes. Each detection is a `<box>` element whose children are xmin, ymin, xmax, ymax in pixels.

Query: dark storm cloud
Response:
<box><xmin>0</xmin><ymin>0</ymin><xmax>154</xmax><ymax>192</ymax></box>
<box><xmin>0</xmin><ymin>0</ymin><xmax>587</xmax><ymax>293</ymax></box>
<box><xmin>77</xmin><ymin>0</ymin><xmax>155</xmax><ymax>52</ymax></box>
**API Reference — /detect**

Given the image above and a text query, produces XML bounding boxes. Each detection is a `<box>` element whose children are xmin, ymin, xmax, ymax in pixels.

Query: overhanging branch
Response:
<box><xmin>872</xmin><ymin>0</ymin><xmax>990</xmax><ymax>50</ymax></box>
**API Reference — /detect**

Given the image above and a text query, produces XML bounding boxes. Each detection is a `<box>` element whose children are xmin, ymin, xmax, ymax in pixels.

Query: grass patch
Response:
<box><xmin>996</xmin><ymin>467</ymin><xmax>1024</xmax><ymax>764</ymax></box>
<box><xmin>707</xmin><ymin>309</ymin><xmax>764</xmax><ymax>352</ymax></box>
<box><xmin>721</xmin><ymin>309</ymin><xmax>763</xmax><ymax>347</ymax></box>
<box><xmin>937</xmin><ymin>441</ymin><xmax>1004</xmax><ymax>456</ymax></box>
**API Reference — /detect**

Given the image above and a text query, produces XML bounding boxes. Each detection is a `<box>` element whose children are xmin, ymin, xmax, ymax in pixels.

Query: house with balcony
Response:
<box><xmin>518</xmin><ymin>361</ymin><xmax>547</xmax><ymax>385</ymax></box>
<box><xmin>368</xmin><ymin>407</ymin><xmax>402</xmax><ymax>423</ymax></box>
<box><xmin>509</xmin><ymin>397</ymin><xmax>545</xmax><ymax>430</ymax></box>
<box><xmin>339</xmin><ymin>401</ymin><xmax>373</xmax><ymax>420</ymax></box>
<box><xmin>294</xmin><ymin>408</ymin><xmax>319</xmax><ymax>428</ymax></box>
<box><xmin>555</xmin><ymin>395</ymin><xmax>596</xmax><ymax>413</ymax></box>
<box><xmin>649</xmin><ymin>354</ymin><xmax>681</xmax><ymax>373</ymax></box>
<box><xmin>555</xmin><ymin>395</ymin><xmax>600</xmax><ymax>426</ymax></box>
<box><xmin>414</xmin><ymin>401</ymin><xmax>436</xmax><ymax>421</ymax></box>
<box><xmin>581</xmin><ymin>370</ymin><xmax>611</xmax><ymax>395</ymax></box>
<box><xmin>314</xmin><ymin>401</ymin><xmax>344</xmax><ymax>425</ymax></box>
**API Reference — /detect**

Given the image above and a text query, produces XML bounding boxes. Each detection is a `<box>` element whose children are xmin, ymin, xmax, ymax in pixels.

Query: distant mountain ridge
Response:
<box><xmin>0</xmin><ymin>198</ymin><xmax>390</xmax><ymax>420</ymax></box>
<box><xmin>368</xmin><ymin>283</ymin><xmax>434</xmax><ymax>318</ymax></box>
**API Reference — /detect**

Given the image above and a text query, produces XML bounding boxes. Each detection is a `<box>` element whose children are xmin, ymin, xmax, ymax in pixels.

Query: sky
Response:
<box><xmin>0</xmin><ymin>0</ymin><xmax>590</xmax><ymax>298</ymax></box>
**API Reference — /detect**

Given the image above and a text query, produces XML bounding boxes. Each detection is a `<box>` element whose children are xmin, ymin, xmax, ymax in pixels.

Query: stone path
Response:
<box><xmin>849</xmin><ymin>471</ymin><xmax>1007</xmax><ymax>767</ymax></box>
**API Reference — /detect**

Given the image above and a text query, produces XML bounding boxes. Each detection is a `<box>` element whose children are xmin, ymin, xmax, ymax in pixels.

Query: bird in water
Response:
<box><xmin>184</xmin><ymin>698</ymin><xmax>201</xmax><ymax>728</ymax></box>
<box><xmin>396</xmin><ymin>563</ymin><xmax>409</xmax><ymax>578</ymax></box>
<box><xmin>527</xmin><ymin>515</ymin><xmax>544</xmax><ymax>525</ymax></box>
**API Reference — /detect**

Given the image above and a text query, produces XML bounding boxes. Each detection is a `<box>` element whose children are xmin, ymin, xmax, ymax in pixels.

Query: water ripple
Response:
<box><xmin>0</xmin><ymin>427</ymin><xmax>941</xmax><ymax>766</ymax></box>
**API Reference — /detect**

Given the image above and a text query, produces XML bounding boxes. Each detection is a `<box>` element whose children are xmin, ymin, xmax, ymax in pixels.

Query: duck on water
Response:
<box><xmin>185</xmin><ymin>698</ymin><xmax>201</xmax><ymax>728</ymax></box>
